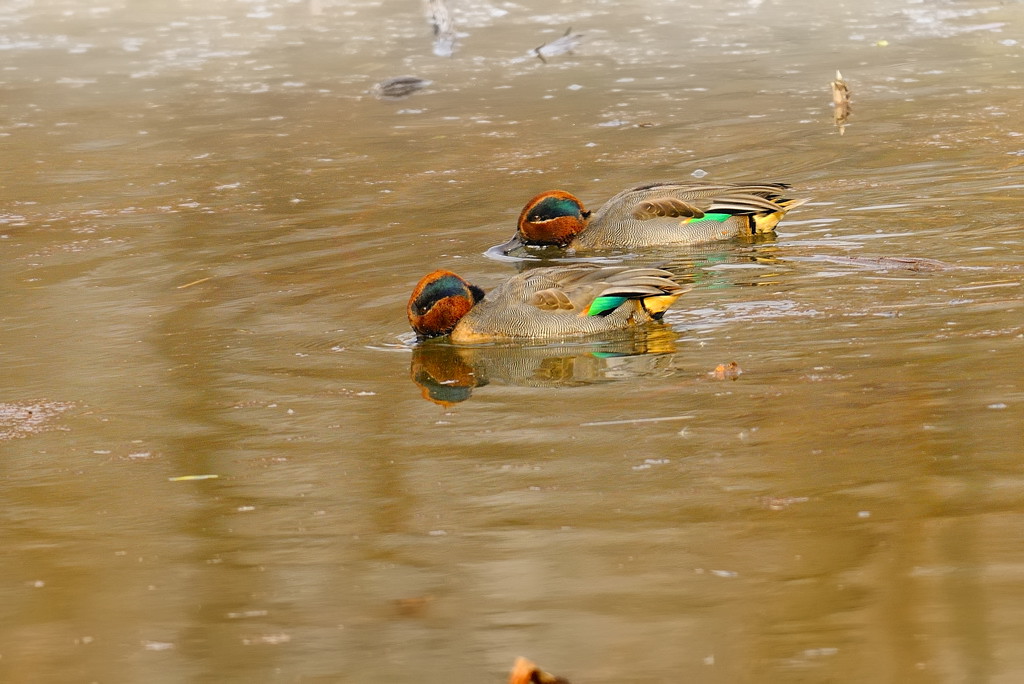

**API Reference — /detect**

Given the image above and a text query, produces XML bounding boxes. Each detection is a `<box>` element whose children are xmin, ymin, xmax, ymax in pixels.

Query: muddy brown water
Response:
<box><xmin>2</xmin><ymin>0</ymin><xmax>1022</xmax><ymax>681</ymax></box>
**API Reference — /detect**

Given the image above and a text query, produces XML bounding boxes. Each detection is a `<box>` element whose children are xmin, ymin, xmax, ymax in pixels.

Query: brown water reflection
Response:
<box><xmin>2</xmin><ymin>0</ymin><xmax>1023</xmax><ymax>682</ymax></box>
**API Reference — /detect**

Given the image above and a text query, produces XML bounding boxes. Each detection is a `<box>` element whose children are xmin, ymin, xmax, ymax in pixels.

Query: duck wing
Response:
<box><xmin>520</xmin><ymin>264</ymin><xmax>683</xmax><ymax>316</ymax></box>
<box><xmin>596</xmin><ymin>181</ymin><xmax>793</xmax><ymax>223</ymax></box>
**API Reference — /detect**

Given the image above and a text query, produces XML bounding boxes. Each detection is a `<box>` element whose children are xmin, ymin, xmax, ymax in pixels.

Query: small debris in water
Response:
<box><xmin>227</xmin><ymin>609</ymin><xmax>269</xmax><ymax>619</ymax></box>
<box><xmin>632</xmin><ymin>458</ymin><xmax>669</xmax><ymax>471</ymax></box>
<box><xmin>581</xmin><ymin>414</ymin><xmax>694</xmax><ymax>426</ymax></box>
<box><xmin>830</xmin><ymin>70</ymin><xmax>851</xmax><ymax>135</ymax></box>
<box><xmin>373</xmin><ymin>76</ymin><xmax>432</xmax><ymax>100</ymax></box>
<box><xmin>424</xmin><ymin>0</ymin><xmax>456</xmax><ymax>57</ymax></box>
<box><xmin>760</xmin><ymin>496</ymin><xmax>809</xmax><ymax>511</ymax></box>
<box><xmin>176</xmin><ymin>276</ymin><xmax>211</xmax><ymax>289</ymax></box>
<box><xmin>394</xmin><ymin>595</ymin><xmax>435</xmax><ymax>617</ymax></box>
<box><xmin>241</xmin><ymin>633</ymin><xmax>291</xmax><ymax>646</ymax></box>
<box><xmin>711</xmin><ymin>361</ymin><xmax>742</xmax><ymax>380</ymax></box>
<box><xmin>534</xmin><ymin>27</ymin><xmax>584</xmax><ymax>63</ymax></box>
<box><xmin>168</xmin><ymin>474</ymin><xmax>219</xmax><ymax>482</ymax></box>
<box><xmin>508</xmin><ymin>656</ymin><xmax>571</xmax><ymax>684</ymax></box>
<box><xmin>691</xmin><ymin>168</ymin><xmax>708</xmax><ymax>178</ymax></box>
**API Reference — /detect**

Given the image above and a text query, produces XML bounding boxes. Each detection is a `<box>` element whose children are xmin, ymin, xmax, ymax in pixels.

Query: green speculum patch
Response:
<box><xmin>586</xmin><ymin>295</ymin><xmax>627</xmax><ymax>317</ymax></box>
<box><xmin>697</xmin><ymin>213</ymin><xmax>732</xmax><ymax>223</ymax></box>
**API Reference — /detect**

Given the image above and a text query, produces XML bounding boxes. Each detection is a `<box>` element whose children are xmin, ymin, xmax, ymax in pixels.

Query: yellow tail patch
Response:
<box><xmin>640</xmin><ymin>293</ymin><xmax>682</xmax><ymax>319</ymax></box>
<box><xmin>751</xmin><ymin>198</ymin><xmax>810</xmax><ymax>234</ymax></box>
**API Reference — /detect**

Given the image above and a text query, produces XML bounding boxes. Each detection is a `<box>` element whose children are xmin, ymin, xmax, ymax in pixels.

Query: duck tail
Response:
<box><xmin>640</xmin><ymin>292</ymin><xmax>683</xmax><ymax>320</ymax></box>
<box><xmin>749</xmin><ymin>197</ymin><xmax>810</xmax><ymax>234</ymax></box>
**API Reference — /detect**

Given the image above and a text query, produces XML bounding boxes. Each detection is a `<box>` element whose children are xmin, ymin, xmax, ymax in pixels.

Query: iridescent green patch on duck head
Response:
<box><xmin>410</xmin><ymin>273</ymin><xmax>480</xmax><ymax>316</ymax></box>
<box><xmin>525</xmin><ymin>194</ymin><xmax>586</xmax><ymax>223</ymax></box>
<box><xmin>408</xmin><ymin>270</ymin><xmax>485</xmax><ymax>339</ymax></box>
<box><xmin>517</xmin><ymin>190</ymin><xmax>590</xmax><ymax>247</ymax></box>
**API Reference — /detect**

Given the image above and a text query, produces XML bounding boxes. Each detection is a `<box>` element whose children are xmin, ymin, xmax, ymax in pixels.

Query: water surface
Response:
<box><xmin>2</xmin><ymin>0</ymin><xmax>1023</xmax><ymax>681</ymax></box>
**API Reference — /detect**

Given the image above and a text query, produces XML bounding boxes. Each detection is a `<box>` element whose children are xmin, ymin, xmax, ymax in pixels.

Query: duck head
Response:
<box><xmin>500</xmin><ymin>190</ymin><xmax>590</xmax><ymax>252</ymax></box>
<box><xmin>407</xmin><ymin>270</ymin><xmax>486</xmax><ymax>339</ymax></box>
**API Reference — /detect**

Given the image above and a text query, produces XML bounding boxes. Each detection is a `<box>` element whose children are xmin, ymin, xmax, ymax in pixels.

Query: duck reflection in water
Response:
<box><xmin>409</xmin><ymin>326</ymin><xmax>679</xmax><ymax>406</ymax></box>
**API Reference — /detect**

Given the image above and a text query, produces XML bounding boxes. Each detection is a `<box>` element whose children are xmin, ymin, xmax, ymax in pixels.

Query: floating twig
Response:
<box><xmin>176</xmin><ymin>276</ymin><xmax>212</xmax><ymax>289</ymax></box>
<box><xmin>581</xmin><ymin>414</ymin><xmax>695</xmax><ymax>427</ymax></box>
<box><xmin>534</xmin><ymin>26</ymin><xmax>584</xmax><ymax>63</ymax></box>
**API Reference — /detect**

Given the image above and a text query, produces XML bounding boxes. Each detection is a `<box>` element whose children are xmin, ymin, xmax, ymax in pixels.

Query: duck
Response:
<box><xmin>407</xmin><ymin>264</ymin><xmax>685</xmax><ymax>343</ymax></box>
<box><xmin>498</xmin><ymin>180</ymin><xmax>808</xmax><ymax>253</ymax></box>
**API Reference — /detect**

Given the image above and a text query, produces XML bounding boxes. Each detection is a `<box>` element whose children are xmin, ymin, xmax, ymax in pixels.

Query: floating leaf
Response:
<box><xmin>712</xmin><ymin>362</ymin><xmax>742</xmax><ymax>380</ymax></box>
<box><xmin>509</xmin><ymin>657</ymin><xmax>571</xmax><ymax>684</ymax></box>
<box><xmin>394</xmin><ymin>595</ymin><xmax>435</xmax><ymax>617</ymax></box>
